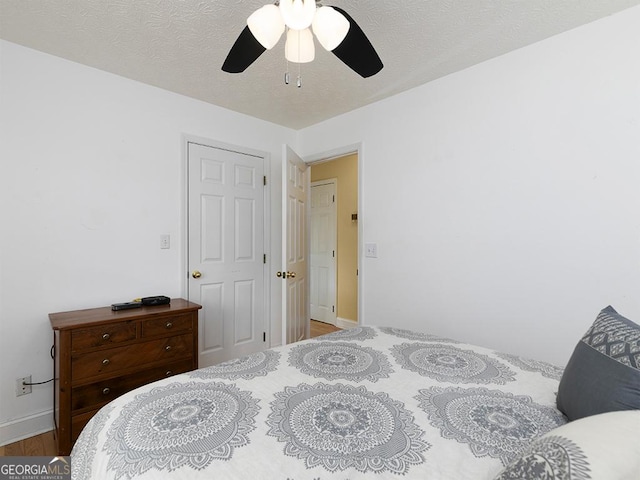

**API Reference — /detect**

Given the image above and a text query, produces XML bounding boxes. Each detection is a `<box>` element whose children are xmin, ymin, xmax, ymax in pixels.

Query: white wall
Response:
<box><xmin>299</xmin><ymin>6</ymin><xmax>640</xmax><ymax>367</ymax></box>
<box><xmin>0</xmin><ymin>40</ymin><xmax>294</xmax><ymax>444</ymax></box>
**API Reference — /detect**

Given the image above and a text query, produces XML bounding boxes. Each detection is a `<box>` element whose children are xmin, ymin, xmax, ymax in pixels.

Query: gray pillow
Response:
<box><xmin>556</xmin><ymin>306</ymin><xmax>640</xmax><ymax>421</ymax></box>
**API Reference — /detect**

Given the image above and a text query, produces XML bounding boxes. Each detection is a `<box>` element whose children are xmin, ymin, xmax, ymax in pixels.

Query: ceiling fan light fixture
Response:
<box><xmin>285</xmin><ymin>28</ymin><xmax>315</xmax><ymax>63</ymax></box>
<box><xmin>311</xmin><ymin>6</ymin><xmax>350</xmax><ymax>51</ymax></box>
<box><xmin>247</xmin><ymin>4</ymin><xmax>284</xmax><ymax>49</ymax></box>
<box><xmin>223</xmin><ymin>3</ymin><xmax>383</xmax><ymax>78</ymax></box>
<box><xmin>279</xmin><ymin>0</ymin><xmax>316</xmax><ymax>30</ymax></box>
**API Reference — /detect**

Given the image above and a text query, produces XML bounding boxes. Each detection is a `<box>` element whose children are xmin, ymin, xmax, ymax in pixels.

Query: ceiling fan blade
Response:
<box><xmin>329</xmin><ymin>6</ymin><xmax>383</xmax><ymax>78</ymax></box>
<box><xmin>222</xmin><ymin>26</ymin><xmax>266</xmax><ymax>73</ymax></box>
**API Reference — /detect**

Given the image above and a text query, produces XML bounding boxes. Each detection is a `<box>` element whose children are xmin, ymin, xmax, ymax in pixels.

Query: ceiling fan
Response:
<box><xmin>222</xmin><ymin>0</ymin><xmax>383</xmax><ymax>79</ymax></box>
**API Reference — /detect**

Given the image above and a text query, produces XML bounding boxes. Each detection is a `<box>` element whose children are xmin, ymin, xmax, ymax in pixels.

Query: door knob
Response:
<box><xmin>191</xmin><ymin>270</ymin><xmax>202</xmax><ymax>279</ymax></box>
<box><xmin>276</xmin><ymin>271</ymin><xmax>296</xmax><ymax>279</ymax></box>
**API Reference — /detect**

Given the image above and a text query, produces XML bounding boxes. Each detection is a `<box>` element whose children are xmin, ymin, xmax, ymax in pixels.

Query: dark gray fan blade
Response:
<box><xmin>222</xmin><ymin>26</ymin><xmax>266</xmax><ymax>73</ymax></box>
<box><xmin>330</xmin><ymin>6</ymin><xmax>383</xmax><ymax>78</ymax></box>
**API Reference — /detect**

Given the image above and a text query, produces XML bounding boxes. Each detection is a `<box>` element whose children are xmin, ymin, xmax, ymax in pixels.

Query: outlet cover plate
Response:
<box><xmin>16</xmin><ymin>375</ymin><xmax>32</xmax><ymax>396</ymax></box>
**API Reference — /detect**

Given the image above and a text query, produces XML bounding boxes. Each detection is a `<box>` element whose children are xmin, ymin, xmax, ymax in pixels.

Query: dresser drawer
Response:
<box><xmin>71</xmin><ymin>359</ymin><xmax>194</xmax><ymax>413</ymax></box>
<box><xmin>72</xmin><ymin>333</ymin><xmax>194</xmax><ymax>382</ymax></box>
<box><xmin>142</xmin><ymin>313</ymin><xmax>194</xmax><ymax>337</ymax></box>
<box><xmin>72</xmin><ymin>321</ymin><xmax>137</xmax><ymax>351</ymax></box>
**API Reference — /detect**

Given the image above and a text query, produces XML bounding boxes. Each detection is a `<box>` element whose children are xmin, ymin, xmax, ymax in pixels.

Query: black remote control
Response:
<box><xmin>111</xmin><ymin>302</ymin><xmax>142</xmax><ymax>311</ymax></box>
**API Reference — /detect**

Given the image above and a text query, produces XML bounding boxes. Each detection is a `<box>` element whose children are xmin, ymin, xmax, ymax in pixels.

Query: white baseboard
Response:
<box><xmin>336</xmin><ymin>317</ymin><xmax>358</xmax><ymax>329</ymax></box>
<box><xmin>0</xmin><ymin>409</ymin><xmax>54</xmax><ymax>446</ymax></box>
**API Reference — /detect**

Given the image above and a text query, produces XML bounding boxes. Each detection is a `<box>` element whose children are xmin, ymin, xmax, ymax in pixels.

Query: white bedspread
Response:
<box><xmin>71</xmin><ymin>327</ymin><xmax>566</xmax><ymax>480</ymax></box>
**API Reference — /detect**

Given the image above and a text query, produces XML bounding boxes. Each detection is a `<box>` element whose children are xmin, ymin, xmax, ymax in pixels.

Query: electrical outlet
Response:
<box><xmin>16</xmin><ymin>375</ymin><xmax>32</xmax><ymax>396</ymax></box>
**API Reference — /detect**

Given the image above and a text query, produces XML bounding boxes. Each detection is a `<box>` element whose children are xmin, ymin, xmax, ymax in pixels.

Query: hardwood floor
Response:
<box><xmin>1</xmin><ymin>320</ymin><xmax>342</xmax><ymax>456</ymax></box>
<box><xmin>0</xmin><ymin>429</ymin><xmax>56</xmax><ymax>456</ymax></box>
<box><xmin>310</xmin><ymin>319</ymin><xmax>342</xmax><ymax>337</ymax></box>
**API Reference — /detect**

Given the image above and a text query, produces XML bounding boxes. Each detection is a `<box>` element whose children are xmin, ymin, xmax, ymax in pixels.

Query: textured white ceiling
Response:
<box><xmin>1</xmin><ymin>0</ymin><xmax>639</xmax><ymax>129</ymax></box>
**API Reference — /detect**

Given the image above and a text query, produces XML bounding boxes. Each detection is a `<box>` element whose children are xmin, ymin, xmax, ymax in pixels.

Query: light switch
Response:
<box><xmin>365</xmin><ymin>242</ymin><xmax>378</xmax><ymax>258</ymax></box>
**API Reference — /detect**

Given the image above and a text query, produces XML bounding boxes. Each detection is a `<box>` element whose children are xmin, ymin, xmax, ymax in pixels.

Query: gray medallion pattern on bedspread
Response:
<box><xmin>417</xmin><ymin>386</ymin><xmax>566</xmax><ymax>465</ymax></box>
<box><xmin>380</xmin><ymin>326</ymin><xmax>461</xmax><ymax>343</ymax></box>
<box><xmin>267</xmin><ymin>382</ymin><xmax>429</xmax><ymax>474</ymax></box>
<box><xmin>71</xmin><ymin>326</ymin><xmax>569</xmax><ymax>480</ymax></box>
<box><xmin>72</xmin><ymin>404</ymin><xmax>115</xmax><ymax>480</ymax></box>
<box><xmin>315</xmin><ymin>326</ymin><xmax>378</xmax><ymax>341</ymax></box>
<box><xmin>104</xmin><ymin>381</ymin><xmax>259</xmax><ymax>478</ymax></box>
<box><xmin>288</xmin><ymin>341</ymin><xmax>393</xmax><ymax>381</ymax></box>
<box><xmin>495</xmin><ymin>435</ymin><xmax>590</xmax><ymax>480</ymax></box>
<box><xmin>392</xmin><ymin>342</ymin><xmax>516</xmax><ymax>384</ymax></box>
<box><xmin>494</xmin><ymin>352</ymin><xmax>564</xmax><ymax>380</ymax></box>
<box><xmin>187</xmin><ymin>350</ymin><xmax>280</xmax><ymax>380</ymax></box>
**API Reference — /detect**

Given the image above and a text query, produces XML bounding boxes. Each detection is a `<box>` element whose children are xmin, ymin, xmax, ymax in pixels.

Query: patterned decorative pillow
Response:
<box><xmin>493</xmin><ymin>410</ymin><xmax>640</xmax><ymax>480</ymax></box>
<box><xmin>556</xmin><ymin>306</ymin><xmax>640</xmax><ymax>421</ymax></box>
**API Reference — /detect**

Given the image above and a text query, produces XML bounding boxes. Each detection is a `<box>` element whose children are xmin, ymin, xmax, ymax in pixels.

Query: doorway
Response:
<box><xmin>309</xmin><ymin>153</ymin><xmax>359</xmax><ymax>329</ymax></box>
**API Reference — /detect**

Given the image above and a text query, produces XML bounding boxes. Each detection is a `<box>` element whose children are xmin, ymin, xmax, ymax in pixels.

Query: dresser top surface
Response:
<box><xmin>49</xmin><ymin>298</ymin><xmax>201</xmax><ymax>330</ymax></box>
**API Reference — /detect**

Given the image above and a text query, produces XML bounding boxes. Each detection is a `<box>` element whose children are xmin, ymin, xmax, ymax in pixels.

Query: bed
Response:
<box><xmin>71</xmin><ymin>316</ymin><xmax>640</xmax><ymax>480</ymax></box>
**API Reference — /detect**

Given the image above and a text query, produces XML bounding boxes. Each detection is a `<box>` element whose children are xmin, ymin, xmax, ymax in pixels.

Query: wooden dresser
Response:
<box><xmin>49</xmin><ymin>298</ymin><xmax>201</xmax><ymax>455</ymax></box>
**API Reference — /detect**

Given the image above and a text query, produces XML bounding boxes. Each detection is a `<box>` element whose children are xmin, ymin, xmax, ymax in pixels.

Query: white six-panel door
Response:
<box><xmin>310</xmin><ymin>181</ymin><xmax>337</xmax><ymax>325</ymax></box>
<box><xmin>188</xmin><ymin>142</ymin><xmax>266</xmax><ymax>366</ymax></box>
<box><xmin>282</xmin><ymin>146</ymin><xmax>309</xmax><ymax>344</ymax></box>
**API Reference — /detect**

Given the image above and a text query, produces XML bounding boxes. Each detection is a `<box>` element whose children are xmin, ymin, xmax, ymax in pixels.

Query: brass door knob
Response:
<box><xmin>191</xmin><ymin>270</ymin><xmax>202</xmax><ymax>279</ymax></box>
<box><xmin>277</xmin><ymin>271</ymin><xmax>295</xmax><ymax>279</ymax></box>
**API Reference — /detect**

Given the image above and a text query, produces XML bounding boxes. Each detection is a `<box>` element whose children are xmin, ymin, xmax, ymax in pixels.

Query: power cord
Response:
<box><xmin>23</xmin><ymin>378</ymin><xmax>54</xmax><ymax>386</ymax></box>
<box><xmin>21</xmin><ymin>345</ymin><xmax>56</xmax><ymax>385</ymax></box>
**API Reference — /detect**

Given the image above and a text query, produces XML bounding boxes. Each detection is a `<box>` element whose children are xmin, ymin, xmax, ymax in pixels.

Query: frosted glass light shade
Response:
<box><xmin>285</xmin><ymin>28</ymin><xmax>315</xmax><ymax>63</ymax></box>
<box><xmin>279</xmin><ymin>0</ymin><xmax>316</xmax><ymax>30</ymax></box>
<box><xmin>247</xmin><ymin>5</ymin><xmax>285</xmax><ymax>49</ymax></box>
<box><xmin>312</xmin><ymin>6</ymin><xmax>349</xmax><ymax>51</ymax></box>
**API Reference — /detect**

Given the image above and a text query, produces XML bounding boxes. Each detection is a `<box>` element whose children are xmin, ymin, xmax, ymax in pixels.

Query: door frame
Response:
<box><xmin>304</xmin><ymin>142</ymin><xmax>363</xmax><ymax>327</ymax></box>
<box><xmin>181</xmin><ymin>134</ymin><xmax>272</xmax><ymax>349</ymax></box>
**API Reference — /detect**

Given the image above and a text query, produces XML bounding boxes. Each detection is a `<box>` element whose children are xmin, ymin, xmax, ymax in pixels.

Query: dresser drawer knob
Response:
<box><xmin>165</xmin><ymin>345</ymin><xmax>172</xmax><ymax>351</ymax></box>
<box><xmin>102</xmin><ymin>358</ymin><xmax>110</xmax><ymax>366</ymax></box>
<box><xmin>165</xmin><ymin>370</ymin><xmax>173</xmax><ymax>376</ymax></box>
<box><xmin>102</xmin><ymin>333</ymin><xmax>110</xmax><ymax>341</ymax></box>
<box><xmin>102</xmin><ymin>387</ymin><xmax>110</xmax><ymax>395</ymax></box>
<box><xmin>165</xmin><ymin>322</ymin><xmax>173</xmax><ymax>329</ymax></box>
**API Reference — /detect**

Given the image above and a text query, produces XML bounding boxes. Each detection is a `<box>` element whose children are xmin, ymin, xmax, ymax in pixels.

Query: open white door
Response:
<box><xmin>281</xmin><ymin>145</ymin><xmax>309</xmax><ymax>344</ymax></box>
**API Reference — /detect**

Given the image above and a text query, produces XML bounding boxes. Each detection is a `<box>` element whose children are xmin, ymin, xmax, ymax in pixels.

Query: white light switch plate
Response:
<box><xmin>365</xmin><ymin>242</ymin><xmax>378</xmax><ymax>258</ymax></box>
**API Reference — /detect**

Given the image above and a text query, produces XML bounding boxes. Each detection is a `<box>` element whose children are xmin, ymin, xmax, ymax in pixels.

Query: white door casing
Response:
<box><xmin>282</xmin><ymin>145</ymin><xmax>309</xmax><ymax>345</ymax></box>
<box><xmin>310</xmin><ymin>181</ymin><xmax>337</xmax><ymax>325</ymax></box>
<box><xmin>187</xmin><ymin>142</ymin><xmax>268</xmax><ymax>366</ymax></box>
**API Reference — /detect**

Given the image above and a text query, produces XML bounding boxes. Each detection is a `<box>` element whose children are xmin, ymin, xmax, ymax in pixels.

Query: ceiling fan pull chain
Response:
<box><xmin>284</xmin><ymin>29</ymin><xmax>290</xmax><ymax>85</ymax></box>
<box><xmin>297</xmin><ymin>30</ymin><xmax>302</xmax><ymax>88</ymax></box>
